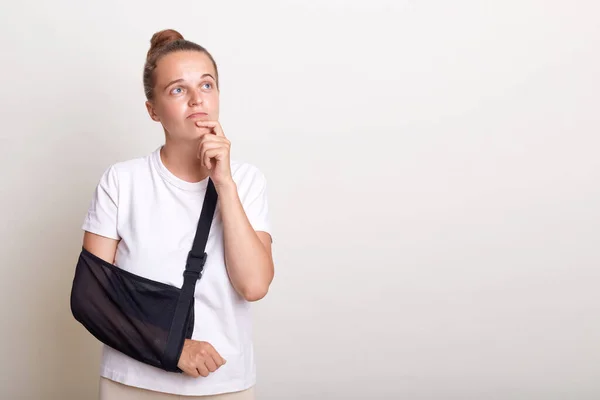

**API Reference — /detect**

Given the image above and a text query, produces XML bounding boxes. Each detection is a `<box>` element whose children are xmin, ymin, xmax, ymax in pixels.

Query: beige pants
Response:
<box><xmin>99</xmin><ymin>377</ymin><xmax>256</xmax><ymax>400</ymax></box>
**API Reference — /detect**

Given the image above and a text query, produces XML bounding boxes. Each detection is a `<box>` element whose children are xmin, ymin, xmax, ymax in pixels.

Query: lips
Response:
<box><xmin>187</xmin><ymin>112</ymin><xmax>208</xmax><ymax>119</ymax></box>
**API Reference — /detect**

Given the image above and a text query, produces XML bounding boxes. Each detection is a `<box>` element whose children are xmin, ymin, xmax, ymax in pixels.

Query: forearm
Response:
<box><xmin>216</xmin><ymin>180</ymin><xmax>274</xmax><ymax>301</ymax></box>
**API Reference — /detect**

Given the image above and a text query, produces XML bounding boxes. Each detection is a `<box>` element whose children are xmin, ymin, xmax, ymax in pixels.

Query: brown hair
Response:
<box><xmin>143</xmin><ymin>29</ymin><xmax>219</xmax><ymax>100</ymax></box>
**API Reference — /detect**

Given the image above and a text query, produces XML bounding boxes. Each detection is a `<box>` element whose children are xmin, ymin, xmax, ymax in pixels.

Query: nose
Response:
<box><xmin>189</xmin><ymin>90</ymin><xmax>203</xmax><ymax>107</ymax></box>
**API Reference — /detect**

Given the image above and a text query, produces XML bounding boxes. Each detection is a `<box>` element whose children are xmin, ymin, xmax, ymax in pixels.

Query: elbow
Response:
<box><xmin>240</xmin><ymin>283</ymin><xmax>270</xmax><ymax>302</ymax></box>
<box><xmin>234</xmin><ymin>258</ymin><xmax>274</xmax><ymax>302</ymax></box>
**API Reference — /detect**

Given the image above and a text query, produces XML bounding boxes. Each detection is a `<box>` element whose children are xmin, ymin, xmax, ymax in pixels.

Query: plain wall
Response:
<box><xmin>1</xmin><ymin>1</ymin><xmax>599</xmax><ymax>399</ymax></box>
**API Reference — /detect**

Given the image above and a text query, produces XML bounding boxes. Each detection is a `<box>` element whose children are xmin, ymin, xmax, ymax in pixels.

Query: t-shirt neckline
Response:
<box><xmin>151</xmin><ymin>146</ymin><xmax>209</xmax><ymax>192</ymax></box>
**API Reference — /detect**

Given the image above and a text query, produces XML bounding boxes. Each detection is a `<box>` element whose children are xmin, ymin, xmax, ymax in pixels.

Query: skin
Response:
<box><xmin>83</xmin><ymin>50</ymin><xmax>274</xmax><ymax>378</ymax></box>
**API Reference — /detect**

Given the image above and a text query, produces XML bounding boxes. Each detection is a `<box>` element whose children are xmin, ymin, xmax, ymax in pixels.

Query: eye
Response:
<box><xmin>170</xmin><ymin>87</ymin><xmax>184</xmax><ymax>95</ymax></box>
<box><xmin>201</xmin><ymin>82</ymin><xmax>213</xmax><ymax>90</ymax></box>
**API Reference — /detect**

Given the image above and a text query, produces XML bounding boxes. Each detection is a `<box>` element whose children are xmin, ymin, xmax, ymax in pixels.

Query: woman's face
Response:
<box><xmin>146</xmin><ymin>51</ymin><xmax>219</xmax><ymax>141</ymax></box>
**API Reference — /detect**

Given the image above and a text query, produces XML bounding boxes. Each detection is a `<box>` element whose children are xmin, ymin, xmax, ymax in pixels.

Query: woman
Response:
<box><xmin>82</xmin><ymin>29</ymin><xmax>274</xmax><ymax>399</ymax></box>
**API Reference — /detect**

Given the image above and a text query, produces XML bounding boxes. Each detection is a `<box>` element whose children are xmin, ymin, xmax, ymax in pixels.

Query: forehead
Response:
<box><xmin>154</xmin><ymin>51</ymin><xmax>216</xmax><ymax>83</ymax></box>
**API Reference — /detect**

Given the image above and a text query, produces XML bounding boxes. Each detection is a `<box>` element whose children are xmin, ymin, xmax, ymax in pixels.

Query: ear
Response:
<box><xmin>145</xmin><ymin>101</ymin><xmax>160</xmax><ymax>122</ymax></box>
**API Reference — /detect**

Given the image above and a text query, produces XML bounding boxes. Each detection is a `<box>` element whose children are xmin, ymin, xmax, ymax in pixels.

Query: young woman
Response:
<box><xmin>82</xmin><ymin>29</ymin><xmax>274</xmax><ymax>400</ymax></box>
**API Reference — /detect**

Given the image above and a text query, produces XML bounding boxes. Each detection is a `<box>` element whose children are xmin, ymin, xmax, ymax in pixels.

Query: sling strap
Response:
<box><xmin>163</xmin><ymin>178</ymin><xmax>218</xmax><ymax>371</ymax></box>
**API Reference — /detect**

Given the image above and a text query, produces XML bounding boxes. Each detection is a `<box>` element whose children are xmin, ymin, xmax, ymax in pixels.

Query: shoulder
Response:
<box><xmin>97</xmin><ymin>152</ymin><xmax>155</xmax><ymax>186</ymax></box>
<box><xmin>89</xmin><ymin>153</ymin><xmax>156</xmax><ymax>205</ymax></box>
<box><xmin>230</xmin><ymin>160</ymin><xmax>269</xmax><ymax>199</ymax></box>
<box><xmin>108</xmin><ymin>153</ymin><xmax>153</xmax><ymax>178</ymax></box>
<box><xmin>231</xmin><ymin>160</ymin><xmax>268</xmax><ymax>185</ymax></box>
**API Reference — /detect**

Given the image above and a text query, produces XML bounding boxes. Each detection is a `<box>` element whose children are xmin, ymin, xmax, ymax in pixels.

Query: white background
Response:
<box><xmin>1</xmin><ymin>1</ymin><xmax>599</xmax><ymax>399</ymax></box>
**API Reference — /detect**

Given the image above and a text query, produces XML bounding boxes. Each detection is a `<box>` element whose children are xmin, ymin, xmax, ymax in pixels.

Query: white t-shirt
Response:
<box><xmin>81</xmin><ymin>146</ymin><xmax>272</xmax><ymax>396</ymax></box>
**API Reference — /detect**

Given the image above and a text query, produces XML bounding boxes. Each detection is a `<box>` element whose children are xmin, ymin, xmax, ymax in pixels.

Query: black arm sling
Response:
<box><xmin>70</xmin><ymin>179</ymin><xmax>218</xmax><ymax>373</ymax></box>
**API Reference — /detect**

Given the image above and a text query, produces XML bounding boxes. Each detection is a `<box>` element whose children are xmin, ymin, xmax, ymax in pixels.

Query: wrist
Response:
<box><xmin>214</xmin><ymin>178</ymin><xmax>236</xmax><ymax>195</ymax></box>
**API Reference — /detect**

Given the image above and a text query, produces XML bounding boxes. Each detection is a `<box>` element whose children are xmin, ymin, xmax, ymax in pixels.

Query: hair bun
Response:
<box><xmin>147</xmin><ymin>29</ymin><xmax>184</xmax><ymax>58</ymax></box>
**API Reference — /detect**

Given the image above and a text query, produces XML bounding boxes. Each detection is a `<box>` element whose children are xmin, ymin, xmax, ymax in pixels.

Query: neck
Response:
<box><xmin>160</xmin><ymin>139</ymin><xmax>209</xmax><ymax>183</ymax></box>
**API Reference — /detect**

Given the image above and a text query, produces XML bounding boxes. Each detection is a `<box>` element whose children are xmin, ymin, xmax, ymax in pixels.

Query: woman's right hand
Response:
<box><xmin>178</xmin><ymin>339</ymin><xmax>226</xmax><ymax>377</ymax></box>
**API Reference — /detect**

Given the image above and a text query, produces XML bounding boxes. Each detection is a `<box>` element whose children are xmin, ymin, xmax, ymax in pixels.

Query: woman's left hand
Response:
<box><xmin>195</xmin><ymin>120</ymin><xmax>233</xmax><ymax>188</ymax></box>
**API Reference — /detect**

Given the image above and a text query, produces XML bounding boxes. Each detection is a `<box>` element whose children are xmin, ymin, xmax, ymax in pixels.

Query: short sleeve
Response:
<box><xmin>82</xmin><ymin>165</ymin><xmax>120</xmax><ymax>240</ymax></box>
<box><xmin>242</xmin><ymin>169</ymin><xmax>272</xmax><ymax>239</ymax></box>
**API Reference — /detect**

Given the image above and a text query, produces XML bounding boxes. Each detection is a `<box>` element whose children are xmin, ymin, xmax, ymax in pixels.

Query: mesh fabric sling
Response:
<box><xmin>70</xmin><ymin>178</ymin><xmax>218</xmax><ymax>372</ymax></box>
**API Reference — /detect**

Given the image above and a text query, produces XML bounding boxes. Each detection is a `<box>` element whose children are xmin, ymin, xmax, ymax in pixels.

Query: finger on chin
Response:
<box><xmin>195</xmin><ymin>122</ymin><xmax>217</xmax><ymax>132</ymax></box>
<box><xmin>195</xmin><ymin>128</ymin><xmax>212</xmax><ymax>136</ymax></box>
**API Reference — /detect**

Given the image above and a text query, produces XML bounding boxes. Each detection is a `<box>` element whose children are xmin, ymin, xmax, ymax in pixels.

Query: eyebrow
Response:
<box><xmin>164</xmin><ymin>74</ymin><xmax>216</xmax><ymax>90</ymax></box>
